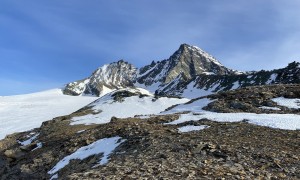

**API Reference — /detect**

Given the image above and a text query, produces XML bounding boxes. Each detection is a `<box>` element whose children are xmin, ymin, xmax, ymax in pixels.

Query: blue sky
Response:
<box><xmin>1</xmin><ymin>0</ymin><xmax>300</xmax><ymax>95</ymax></box>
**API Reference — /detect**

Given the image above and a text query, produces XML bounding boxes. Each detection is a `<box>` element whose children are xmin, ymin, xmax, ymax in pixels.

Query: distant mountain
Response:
<box><xmin>136</xmin><ymin>44</ymin><xmax>238</xmax><ymax>85</ymax></box>
<box><xmin>63</xmin><ymin>44</ymin><xmax>300</xmax><ymax>98</ymax></box>
<box><xmin>63</xmin><ymin>60</ymin><xmax>137</xmax><ymax>96</ymax></box>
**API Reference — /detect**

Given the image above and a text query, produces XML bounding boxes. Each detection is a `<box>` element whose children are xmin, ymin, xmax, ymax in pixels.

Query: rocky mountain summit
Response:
<box><xmin>63</xmin><ymin>60</ymin><xmax>137</xmax><ymax>96</ymax></box>
<box><xmin>136</xmin><ymin>44</ymin><xmax>237</xmax><ymax>86</ymax></box>
<box><xmin>63</xmin><ymin>44</ymin><xmax>300</xmax><ymax>98</ymax></box>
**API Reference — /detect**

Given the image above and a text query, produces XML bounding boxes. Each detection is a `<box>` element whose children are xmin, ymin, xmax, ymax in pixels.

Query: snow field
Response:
<box><xmin>71</xmin><ymin>89</ymin><xmax>189</xmax><ymax>125</ymax></box>
<box><xmin>0</xmin><ymin>89</ymin><xmax>98</xmax><ymax>139</ymax></box>
<box><xmin>164</xmin><ymin>98</ymin><xmax>300</xmax><ymax>130</ymax></box>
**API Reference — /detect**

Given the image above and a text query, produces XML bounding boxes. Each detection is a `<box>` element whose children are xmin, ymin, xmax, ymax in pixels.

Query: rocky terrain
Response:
<box><xmin>0</xmin><ymin>84</ymin><xmax>299</xmax><ymax>179</ymax></box>
<box><xmin>204</xmin><ymin>84</ymin><xmax>300</xmax><ymax>114</ymax></box>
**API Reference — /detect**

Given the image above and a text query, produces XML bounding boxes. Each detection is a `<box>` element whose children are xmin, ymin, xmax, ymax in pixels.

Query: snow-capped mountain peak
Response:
<box><xmin>136</xmin><ymin>43</ymin><xmax>235</xmax><ymax>89</ymax></box>
<box><xmin>63</xmin><ymin>60</ymin><xmax>137</xmax><ymax>96</ymax></box>
<box><xmin>176</xmin><ymin>43</ymin><xmax>224</xmax><ymax>67</ymax></box>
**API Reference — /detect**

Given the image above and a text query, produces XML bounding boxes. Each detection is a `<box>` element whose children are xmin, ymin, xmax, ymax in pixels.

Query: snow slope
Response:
<box><xmin>71</xmin><ymin>88</ymin><xmax>189</xmax><ymax>125</ymax></box>
<box><xmin>0</xmin><ymin>89</ymin><xmax>98</xmax><ymax>139</ymax></box>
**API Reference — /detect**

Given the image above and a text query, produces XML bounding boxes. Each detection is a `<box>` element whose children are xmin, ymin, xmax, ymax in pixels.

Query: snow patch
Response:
<box><xmin>32</xmin><ymin>142</ymin><xmax>43</xmax><ymax>151</ymax></box>
<box><xmin>272</xmin><ymin>97</ymin><xmax>300</xmax><ymax>109</ymax></box>
<box><xmin>98</xmin><ymin>85</ymin><xmax>114</xmax><ymax>97</ymax></box>
<box><xmin>178</xmin><ymin>125</ymin><xmax>209</xmax><ymax>132</ymax></box>
<box><xmin>259</xmin><ymin>106</ymin><xmax>281</xmax><ymax>111</ymax></box>
<box><xmin>76</xmin><ymin>130</ymin><xmax>86</xmax><ymax>134</ymax></box>
<box><xmin>164</xmin><ymin>98</ymin><xmax>214</xmax><ymax>115</ymax></box>
<box><xmin>181</xmin><ymin>81</ymin><xmax>218</xmax><ymax>99</ymax></box>
<box><xmin>266</xmin><ymin>74</ymin><xmax>278</xmax><ymax>84</ymax></box>
<box><xmin>50</xmin><ymin>174</ymin><xmax>58</xmax><ymax>180</ymax></box>
<box><xmin>48</xmin><ymin>137</ymin><xmax>125</xmax><ymax>175</ymax></box>
<box><xmin>202</xmin><ymin>72</ymin><xmax>215</xmax><ymax>75</ymax></box>
<box><xmin>18</xmin><ymin>133</ymin><xmax>39</xmax><ymax>146</ymax></box>
<box><xmin>231</xmin><ymin>81</ymin><xmax>240</xmax><ymax>90</ymax></box>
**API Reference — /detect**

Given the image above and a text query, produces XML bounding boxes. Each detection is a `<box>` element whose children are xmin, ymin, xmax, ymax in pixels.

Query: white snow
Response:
<box><xmin>135</xmin><ymin>82</ymin><xmax>161</xmax><ymax>94</ymax></box>
<box><xmin>18</xmin><ymin>133</ymin><xmax>39</xmax><ymax>146</ymax></box>
<box><xmin>266</xmin><ymin>74</ymin><xmax>278</xmax><ymax>84</ymax></box>
<box><xmin>178</xmin><ymin>125</ymin><xmax>209</xmax><ymax>132</ymax></box>
<box><xmin>69</xmin><ymin>79</ymin><xmax>90</xmax><ymax>95</ymax></box>
<box><xmin>134</xmin><ymin>82</ymin><xmax>161</xmax><ymax>94</ymax></box>
<box><xmin>50</xmin><ymin>174</ymin><xmax>58</xmax><ymax>180</ymax></box>
<box><xmin>272</xmin><ymin>97</ymin><xmax>300</xmax><ymax>109</ymax></box>
<box><xmin>0</xmin><ymin>89</ymin><xmax>98</xmax><ymax>140</ymax></box>
<box><xmin>71</xmin><ymin>88</ymin><xmax>189</xmax><ymax>125</ymax></box>
<box><xmin>98</xmin><ymin>85</ymin><xmax>114</xmax><ymax>97</ymax></box>
<box><xmin>259</xmin><ymin>106</ymin><xmax>281</xmax><ymax>111</ymax></box>
<box><xmin>163</xmin><ymin>98</ymin><xmax>214</xmax><ymax>115</ymax></box>
<box><xmin>202</xmin><ymin>72</ymin><xmax>215</xmax><ymax>75</ymax></box>
<box><xmin>76</xmin><ymin>130</ymin><xmax>86</xmax><ymax>134</ymax></box>
<box><xmin>48</xmin><ymin>136</ymin><xmax>125</xmax><ymax>175</ymax></box>
<box><xmin>181</xmin><ymin>81</ymin><xmax>219</xmax><ymax>99</ymax></box>
<box><xmin>164</xmin><ymin>98</ymin><xmax>300</xmax><ymax>130</ymax></box>
<box><xmin>231</xmin><ymin>81</ymin><xmax>240</xmax><ymax>90</ymax></box>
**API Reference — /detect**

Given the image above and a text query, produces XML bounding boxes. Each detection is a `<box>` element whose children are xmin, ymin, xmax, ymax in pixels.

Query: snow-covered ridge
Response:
<box><xmin>71</xmin><ymin>88</ymin><xmax>189</xmax><ymax>125</ymax></box>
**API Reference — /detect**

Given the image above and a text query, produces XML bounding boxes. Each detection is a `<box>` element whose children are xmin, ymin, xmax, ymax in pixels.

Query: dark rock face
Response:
<box><xmin>63</xmin><ymin>60</ymin><xmax>137</xmax><ymax>96</ymax></box>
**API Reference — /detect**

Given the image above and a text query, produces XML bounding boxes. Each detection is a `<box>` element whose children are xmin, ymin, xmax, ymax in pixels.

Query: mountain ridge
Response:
<box><xmin>63</xmin><ymin>44</ymin><xmax>300</xmax><ymax>98</ymax></box>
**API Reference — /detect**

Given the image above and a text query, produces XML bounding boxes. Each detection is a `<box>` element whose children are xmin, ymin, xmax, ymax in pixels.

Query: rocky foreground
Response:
<box><xmin>1</xmin><ymin>85</ymin><xmax>300</xmax><ymax>179</ymax></box>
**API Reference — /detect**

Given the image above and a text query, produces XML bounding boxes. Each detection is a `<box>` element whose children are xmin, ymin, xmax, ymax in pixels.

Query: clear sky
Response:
<box><xmin>1</xmin><ymin>0</ymin><xmax>300</xmax><ymax>95</ymax></box>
